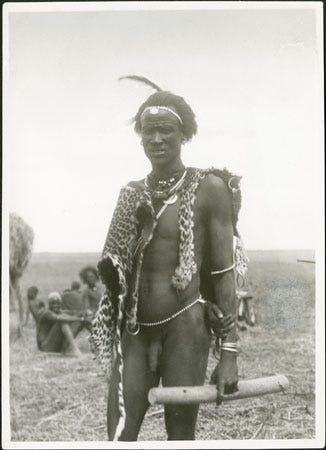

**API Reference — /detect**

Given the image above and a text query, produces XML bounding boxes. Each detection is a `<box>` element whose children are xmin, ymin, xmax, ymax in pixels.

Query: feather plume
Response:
<box><xmin>118</xmin><ymin>75</ymin><xmax>162</xmax><ymax>91</ymax></box>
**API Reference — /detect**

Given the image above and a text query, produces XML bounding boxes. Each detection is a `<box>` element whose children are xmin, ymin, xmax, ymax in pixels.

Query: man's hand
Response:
<box><xmin>205</xmin><ymin>302</ymin><xmax>235</xmax><ymax>339</ymax></box>
<box><xmin>210</xmin><ymin>353</ymin><xmax>238</xmax><ymax>405</ymax></box>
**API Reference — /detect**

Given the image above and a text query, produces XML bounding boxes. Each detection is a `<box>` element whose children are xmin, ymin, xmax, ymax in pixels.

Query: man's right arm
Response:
<box><xmin>41</xmin><ymin>310</ymin><xmax>83</xmax><ymax>323</ymax></box>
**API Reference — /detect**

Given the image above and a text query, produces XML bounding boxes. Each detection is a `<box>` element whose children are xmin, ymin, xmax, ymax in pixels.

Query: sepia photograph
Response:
<box><xmin>2</xmin><ymin>1</ymin><xmax>324</xmax><ymax>448</ymax></box>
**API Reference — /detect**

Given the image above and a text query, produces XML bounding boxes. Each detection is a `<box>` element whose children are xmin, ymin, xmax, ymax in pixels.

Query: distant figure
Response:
<box><xmin>36</xmin><ymin>292</ymin><xmax>86</xmax><ymax>357</ymax></box>
<box><xmin>62</xmin><ymin>280</ymin><xmax>93</xmax><ymax>333</ymax></box>
<box><xmin>71</xmin><ymin>281</ymin><xmax>81</xmax><ymax>291</ymax></box>
<box><xmin>79</xmin><ymin>266</ymin><xmax>103</xmax><ymax>315</ymax></box>
<box><xmin>237</xmin><ymin>275</ymin><xmax>255</xmax><ymax>327</ymax></box>
<box><xmin>25</xmin><ymin>286</ymin><xmax>45</xmax><ymax>325</ymax></box>
<box><xmin>62</xmin><ymin>281</ymin><xmax>84</xmax><ymax>314</ymax></box>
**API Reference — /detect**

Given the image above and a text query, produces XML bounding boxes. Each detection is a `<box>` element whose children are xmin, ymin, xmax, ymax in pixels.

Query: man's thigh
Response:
<box><xmin>159</xmin><ymin>303</ymin><xmax>211</xmax><ymax>440</ymax></box>
<box><xmin>107</xmin><ymin>328</ymin><xmax>160</xmax><ymax>440</ymax></box>
<box><xmin>161</xmin><ymin>303</ymin><xmax>211</xmax><ymax>386</ymax></box>
<box><xmin>121</xmin><ymin>329</ymin><xmax>160</xmax><ymax>404</ymax></box>
<box><xmin>40</xmin><ymin>323</ymin><xmax>64</xmax><ymax>352</ymax></box>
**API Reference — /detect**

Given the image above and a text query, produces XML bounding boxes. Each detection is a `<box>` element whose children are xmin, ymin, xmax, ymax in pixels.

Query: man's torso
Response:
<box><xmin>135</xmin><ymin>176</ymin><xmax>210</xmax><ymax>323</ymax></box>
<box><xmin>62</xmin><ymin>290</ymin><xmax>85</xmax><ymax>312</ymax></box>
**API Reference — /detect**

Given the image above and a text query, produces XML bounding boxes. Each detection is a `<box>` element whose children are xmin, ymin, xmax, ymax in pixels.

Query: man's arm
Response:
<box><xmin>41</xmin><ymin>310</ymin><xmax>83</xmax><ymax>323</ymax></box>
<box><xmin>203</xmin><ymin>174</ymin><xmax>238</xmax><ymax>399</ymax></box>
<box><xmin>28</xmin><ymin>300</ymin><xmax>42</xmax><ymax>321</ymax></box>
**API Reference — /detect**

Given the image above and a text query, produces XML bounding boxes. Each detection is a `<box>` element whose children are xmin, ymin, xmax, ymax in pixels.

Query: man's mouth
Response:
<box><xmin>150</xmin><ymin>148</ymin><xmax>166</xmax><ymax>157</ymax></box>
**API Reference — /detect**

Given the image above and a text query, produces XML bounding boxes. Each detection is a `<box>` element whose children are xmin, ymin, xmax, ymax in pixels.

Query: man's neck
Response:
<box><xmin>151</xmin><ymin>160</ymin><xmax>185</xmax><ymax>179</ymax></box>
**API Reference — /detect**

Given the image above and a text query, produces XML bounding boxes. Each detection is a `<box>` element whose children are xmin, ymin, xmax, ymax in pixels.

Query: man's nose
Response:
<box><xmin>153</xmin><ymin>131</ymin><xmax>163</xmax><ymax>143</ymax></box>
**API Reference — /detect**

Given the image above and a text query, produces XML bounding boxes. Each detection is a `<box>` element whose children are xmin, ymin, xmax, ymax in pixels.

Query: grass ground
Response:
<box><xmin>9</xmin><ymin>250</ymin><xmax>315</xmax><ymax>441</ymax></box>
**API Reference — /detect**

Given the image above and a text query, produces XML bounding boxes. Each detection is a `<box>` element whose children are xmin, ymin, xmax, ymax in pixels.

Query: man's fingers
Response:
<box><xmin>219</xmin><ymin>320</ymin><xmax>234</xmax><ymax>330</ymax></box>
<box><xmin>208</xmin><ymin>304</ymin><xmax>224</xmax><ymax>319</ymax></box>
<box><xmin>222</xmin><ymin>322</ymin><xmax>235</xmax><ymax>333</ymax></box>
<box><xmin>222</xmin><ymin>314</ymin><xmax>235</xmax><ymax>322</ymax></box>
<box><xmin>224</xmin><ymin>381</ymin><xmax>238</xmax><ymax>395</ymax></box>
<box><xmin>209</xmin><ymin>313</ymin><xmax>233</xmax><ymax>327</ymax></box>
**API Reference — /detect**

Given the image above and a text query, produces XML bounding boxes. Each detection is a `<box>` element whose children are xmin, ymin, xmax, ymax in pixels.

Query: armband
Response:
<box><xmin>211</xmin><ymin>263</ymin><xmax>235</xmax><ymax>276</ymax></box>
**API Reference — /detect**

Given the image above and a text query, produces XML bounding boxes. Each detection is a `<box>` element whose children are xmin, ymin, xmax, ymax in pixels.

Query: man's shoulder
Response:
<box><xmin>37</xmin><ymin>308</ymin><xmax>53</xmax><ymax>321</ymax></box>
<box><xmin>198</xmin><ymin>172</ymin><xmax>230</xmax><ymax>201</ymax></box>
<box><xmin>127</xmin><ymin>179</ymin><xmax>145</xmax><ymax>190</ymax></box>
<box><xmin>194</xmin><ymin>170</ymin><xmax>234</xmax><ymax>220</ymax></box>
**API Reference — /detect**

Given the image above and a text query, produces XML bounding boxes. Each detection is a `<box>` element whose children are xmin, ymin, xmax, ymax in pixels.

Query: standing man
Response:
<box><xmin>90</xmin><ymin>76</ymin><xmax>247</xmax><ymax>441</ymax></box>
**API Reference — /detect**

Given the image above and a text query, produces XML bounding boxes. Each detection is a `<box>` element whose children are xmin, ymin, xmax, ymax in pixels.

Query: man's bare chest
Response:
<box><xmin>152</xmin><ymin>196</ymin><xmax>205</xmax><ymax>242</ymax></box>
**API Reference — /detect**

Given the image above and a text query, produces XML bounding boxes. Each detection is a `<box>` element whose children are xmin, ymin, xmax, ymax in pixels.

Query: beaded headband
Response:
<box><xmin>141</xmin><ymin>106</ymin><xmax>183</xmax><ymax>125</ymax></box>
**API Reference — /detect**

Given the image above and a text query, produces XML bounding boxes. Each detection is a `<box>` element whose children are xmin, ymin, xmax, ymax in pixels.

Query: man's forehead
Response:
<box><xmin>49</xmin><ymin>298</ymin><xmax>62</xmax><ymax>304</ymax></box>
<box><xmin>140</xmin><ymin>109</ymin><xmax>180</xmax><ymax>127</ymax></box>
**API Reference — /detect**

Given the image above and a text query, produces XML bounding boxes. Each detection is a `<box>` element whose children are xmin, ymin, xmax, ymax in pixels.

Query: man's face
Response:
<box><xmin>140</xmin><ymin>108</ymin><xmax>184</xmax><ymax>168</ymax></box>
<box><xmin>85</xmin><ymin>271</ymin><xmax>97</xmax><ymax>288</ymax></box>
<box><xmin>49</xmin><ymin>299</ymin><xmax>62</xmax><ymax>314</ymax></box>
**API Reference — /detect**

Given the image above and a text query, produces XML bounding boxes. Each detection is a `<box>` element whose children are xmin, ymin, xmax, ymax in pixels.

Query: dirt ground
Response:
<box><xmin>9</xmin><ymin>250</ymin><xmax>315</xmax><ymax>441</ymax></box>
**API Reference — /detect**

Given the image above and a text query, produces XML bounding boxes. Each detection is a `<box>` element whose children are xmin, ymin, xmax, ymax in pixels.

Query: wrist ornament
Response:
<box><xmin>220</xmin><ymin>342</ymin><xmax>239</xmax><ymax>355</ymax></box>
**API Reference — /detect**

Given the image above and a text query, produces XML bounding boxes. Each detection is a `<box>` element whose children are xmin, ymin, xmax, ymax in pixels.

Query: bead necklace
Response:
<box><xmin>145</xmin><ymin>169</ymin><xmax>187</xmax><ymax>200</ymax></box>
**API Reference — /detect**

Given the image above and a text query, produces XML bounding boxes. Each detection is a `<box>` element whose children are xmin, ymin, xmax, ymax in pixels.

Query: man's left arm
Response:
<box><xmin>204</xmin><ymin>175</ymin><xmax>238</xmax><ymax>400</ymax></box>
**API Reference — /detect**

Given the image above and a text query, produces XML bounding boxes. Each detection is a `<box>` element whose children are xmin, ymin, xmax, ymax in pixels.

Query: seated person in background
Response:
<box><xmin>36</xmin><ymin>292</ymin><xmax>87</xmax><ymax>357</ymax></box>
<box><xmin>62</xmin><ymin>281</ymin><xmax>85</xmax><ymax>313</ymax></box>
<box><xmin>71</xmin><ymin>281</ymin><xmax>81</xmax><ymax>292</ymax></box>
<box><xmin>62</xmin><ymin>281</ymin><xmax>93</xmax><ymax>332</ymax></box>
<box><xmin>25</xmin><ymin>286</ymin><xmax>45</xmax><ymax>325</ymax></box>
<box><xmin>79</xmin><ymin>266</ymin><xmax>103</xmax><ymax>315</ymax></box>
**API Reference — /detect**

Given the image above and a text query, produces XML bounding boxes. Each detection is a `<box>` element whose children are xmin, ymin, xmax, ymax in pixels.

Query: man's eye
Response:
<box><xmin>158</xmin><ymin>127</ymin><xmax>173</xmax><ymax>134</ymax></box>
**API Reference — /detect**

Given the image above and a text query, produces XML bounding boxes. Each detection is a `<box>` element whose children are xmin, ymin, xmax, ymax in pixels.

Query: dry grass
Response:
<box><xmin>9</xmin><ymin>250</ymin><xmax>315</xmax><ymax>441</ymax></box>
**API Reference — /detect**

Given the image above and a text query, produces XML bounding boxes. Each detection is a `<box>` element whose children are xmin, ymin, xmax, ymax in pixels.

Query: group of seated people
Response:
<box><xmin>26</xmin><ymin>265</ymin><xmax>104</xmax><ymax>357</ymax></box>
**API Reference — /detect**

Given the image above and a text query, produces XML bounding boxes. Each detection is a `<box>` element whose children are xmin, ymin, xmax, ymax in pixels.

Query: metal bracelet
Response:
<box><xmin>221</xmin><ymin>347</ymin><xmax>238</xmax><ymax>354</ymax></box>
<box><xmin>127</xmin><ymin>323</ymin><xmax>140</xmax><ymax>336</ymax></box>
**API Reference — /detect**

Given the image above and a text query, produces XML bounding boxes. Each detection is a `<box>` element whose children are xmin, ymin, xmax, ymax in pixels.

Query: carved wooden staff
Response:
<box><xmin>148</xmin><ymin>375</ymin><xmax>289</xmax><ymax>405</ymax></box>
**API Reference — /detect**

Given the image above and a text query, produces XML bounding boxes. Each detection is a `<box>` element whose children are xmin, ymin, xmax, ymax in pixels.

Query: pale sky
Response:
<box><xmin>4</xmin><ymin>3</ymin><xmax>323</xmax><ymax>252</ymax></box>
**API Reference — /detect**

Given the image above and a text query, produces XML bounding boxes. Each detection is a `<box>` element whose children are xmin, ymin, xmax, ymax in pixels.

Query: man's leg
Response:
<box><xmin>61</xmin><ymin>323</ymin><xmax>82</xmax><ymax>356</ymax></box>
<box><xmin>160</xmin><ymin>303</ymin><xmax>211</xmax><ymax>440</ymax></box>
<box><xmin>107</xmin><ymin>328</ymin><xmax>160</xmax><ymax>441</ymax></box>
<box><xmin>40</xmin><ymin>323</ymin><xmax>64</xmax><ymax>352</ymax></box>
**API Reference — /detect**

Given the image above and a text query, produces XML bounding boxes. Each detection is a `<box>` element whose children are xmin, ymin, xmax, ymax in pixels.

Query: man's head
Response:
<box><xmin>140</xmin><ymin>106</ymin><xmax>184</xmax><ymax>168</ymax></box>
<box><xmin>120</xmin><ymin>76</ymin><xmax>197</xmax><ymax>168</ymax></box>
<box><xmin>48</xmin><ymin>292</ymin><xmax>62</xmax><ymax>314</ymax></box>
<box><xmin>27</xmin><ymin>286</ymin><xmax>39</xmax><ymax>300</ymax></box>
<box><xmin>79</xmin><ymin>266</ymin><xmax>99</xmax><ymax>288</ymax></box>
<box><xmin>71</xmin><ymin>281</ymin><xmax>81</xmax><ymax>291</ymax></box>
<box><xmin>134</xmin><ymin>90</ymin><xmax>197</xmax><ymax>143</ymax></box>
